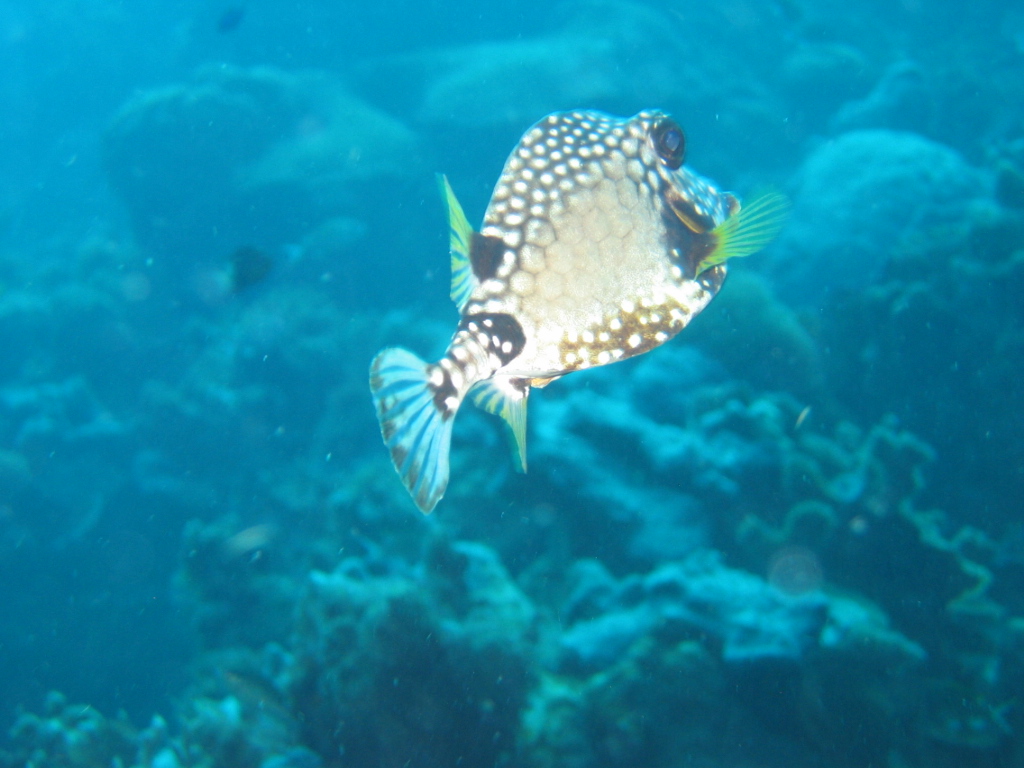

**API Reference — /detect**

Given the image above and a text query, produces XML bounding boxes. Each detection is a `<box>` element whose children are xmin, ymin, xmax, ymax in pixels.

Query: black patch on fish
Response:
<box><xmin>698</xmin><ymin>264</ymin><xmax>726</xmax><ymax>292</ymax></box>
<box><xmin>427</xmin><ymin>365</ymin><xmax>459</xmax><ymax>418</ymax></box>
<box><xmin>661</xmin><ymin>205</ymin><xmax>709</xmax><ymax>280</ymax></box>
<box><xmin>461</xmin><ymin>312</ymin><xmax>525</xmax><ymax>365</ymax></box>
<box><xmin>509</xmin><ymin>377</ymin><xmax>530</xmax><ymax>397</ymax></box>
<box><xmin>469</xmin><ymin>233</ymin><xmax>505</xmax><ymax>281</ymax></box>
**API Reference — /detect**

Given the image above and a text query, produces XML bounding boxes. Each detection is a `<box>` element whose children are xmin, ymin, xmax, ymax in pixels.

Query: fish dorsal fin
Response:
<box><xmin>470</xmin><ymin>377</ymin><xmax>529</xmax><ymax>472</ymax></box>
<box><xmin>697</xmin><ymin>190</ymin><xmax>791</xmax><ymax>274</ymax></box>
<box><xmin>437</xmin><ymin>174</ymin><xmax>476</xmax><ymax>312</ymax></box>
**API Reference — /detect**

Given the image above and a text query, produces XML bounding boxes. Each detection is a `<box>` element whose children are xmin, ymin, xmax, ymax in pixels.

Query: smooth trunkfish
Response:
<box><xmin>370</xmin><ymin>110</ymin><xmax>787</xmax><ymax>512</ymax></box>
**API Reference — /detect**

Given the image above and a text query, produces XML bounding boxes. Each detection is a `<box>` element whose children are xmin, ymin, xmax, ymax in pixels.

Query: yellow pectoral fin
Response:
<box><xmin>697</xmin><ymin>190</ymin><xmax>791</xmax><ymax>274</ymax></box>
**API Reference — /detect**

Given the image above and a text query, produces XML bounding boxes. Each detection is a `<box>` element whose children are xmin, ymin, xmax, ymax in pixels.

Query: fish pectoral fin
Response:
<box><xmin>697</xmin><ymin>189</ymin><xmax>791</xmax><ymax>274</ymax></box>
<box><xmin>369</xmin><ymin>347</ymin><xmax>460</xmax><ymax>513</ymax></box>
<box><xmin>437</xmin><ymin>174</ymin><xmax>476</xmax><ymax>312</ymax></box>
<box><xmin>470</xmin><ymin>377</ymin><xmax>530</xmax><ymax>473</ymax></box>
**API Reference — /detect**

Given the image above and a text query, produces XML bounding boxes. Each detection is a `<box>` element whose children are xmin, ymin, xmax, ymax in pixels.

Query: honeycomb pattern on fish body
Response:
<box><xmin>463</xmin><ymin>111</ymin><xmax>730</xmax><ymax>377</ymax></box>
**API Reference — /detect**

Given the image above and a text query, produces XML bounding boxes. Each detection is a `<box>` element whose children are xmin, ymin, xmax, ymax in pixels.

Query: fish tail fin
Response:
<box><xmin>697</xmin><ymin>190</ymin><xmax>791</xmax><ymax>274</ymax></box>
<box><xmin>369</xmin><ymin>348</ymin><xmax>461</xmax><ymax>513</ymax></box>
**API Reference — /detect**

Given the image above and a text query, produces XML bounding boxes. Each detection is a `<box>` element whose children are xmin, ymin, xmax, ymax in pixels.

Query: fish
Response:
<box><xmin>229</xmin><ymin>245</ymin><xmax>274</xmax><ymax>292</ymax></box>
<box><xmin>370</xmin><ymin>110</ymin><xmax>788</xmax><ymax>512</ymax></box>
<box><xmin>216</xmin><ymin>6</ymin><xmax>246</xmax><ymax>33</ymax></box>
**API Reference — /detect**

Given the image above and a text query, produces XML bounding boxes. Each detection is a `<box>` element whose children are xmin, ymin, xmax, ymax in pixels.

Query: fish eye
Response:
<box><xmin>651</xmin><ymin>119</ymin><xmax>685</xmax><ymax>169</ymax></box>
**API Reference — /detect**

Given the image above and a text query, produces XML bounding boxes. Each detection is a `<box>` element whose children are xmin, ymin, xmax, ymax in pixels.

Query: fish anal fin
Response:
<box><xmin>470</xmin><ymin>377</ymin><xmax>530</xmax><ymax>472</ymax></box>
<box><xmin>437</xmin><ymin>174</ymin><xmax>476</xmax><ymax>312</ymax></box>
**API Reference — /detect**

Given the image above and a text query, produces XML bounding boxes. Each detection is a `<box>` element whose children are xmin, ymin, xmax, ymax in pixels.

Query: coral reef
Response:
<box><xmin>830</xmin><ymin>60</ymin><xmax>933</xmax><ymax>134</ymax></box>
<box><xmin>5</xmin><ymin>1</ymin><xmax>1024</xmax><ymax>766</ymax></box>
<box><xmin>286</xmin><ymin>539</ymin><xmax>537</xmax><ymax>768</ymax></box>
<box><xmin>0</xmin><ymin>692</ymin><xmax>180</xmax><ymax>768</ymax></box>
<box><xmin>103</xmin><ymin>65</ymin><xmax>424</xmax><ymax>306</ymax></box>
<box><xmin>352</xmin><ymin>0</ymin><xmax>795</xmax><ymax>185</ymax></box>
<box><xmin>0</xmin><ymin>375</ymin><xmax>133</xmax><ymax>547</ymax></box>
<box><xmin>556</xmin><ymin>552</ymin><xmax>828</xmax><ymax>673</ymax></box>
<box><xmin>765</xmin><ymin>129</ymin><xmax>993</xmax><ymax>307</ymax></box>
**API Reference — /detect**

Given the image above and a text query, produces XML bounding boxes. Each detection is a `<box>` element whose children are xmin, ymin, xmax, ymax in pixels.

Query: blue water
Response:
<box><xmin>1</xmin><ymin>1</ymin><xmax>1023</xmax><ymax>766</ymax></box>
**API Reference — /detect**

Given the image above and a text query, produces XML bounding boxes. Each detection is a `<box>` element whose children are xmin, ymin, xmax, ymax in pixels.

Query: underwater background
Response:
<box><xmin>1</xmin><ymin>0</ymin><xmax>1024</xmax><ymax>766</ymax></box>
